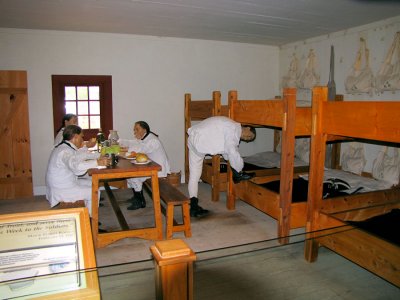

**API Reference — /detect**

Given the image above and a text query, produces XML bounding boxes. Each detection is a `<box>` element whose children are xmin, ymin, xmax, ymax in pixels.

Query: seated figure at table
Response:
<box><xmin>54</xmin><ymin>113</ymin><xmax>97</xmax><ymax>149</ymax></box>
<box><xmin>46</xmin><ymin>125</ymin><xmax>109</xmax><ymax>216</ymax></box>
<box><xmin>119</xmin><ymin>121</ymin><xmax>171</xmax><ymax>210</ymax></box>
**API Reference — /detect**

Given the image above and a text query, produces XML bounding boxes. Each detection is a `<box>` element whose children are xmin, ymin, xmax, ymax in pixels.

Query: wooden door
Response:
<box><xmin>0</xmin><ymin>71</ymin><xmax>33</xmax><ymax>199</ymax></box>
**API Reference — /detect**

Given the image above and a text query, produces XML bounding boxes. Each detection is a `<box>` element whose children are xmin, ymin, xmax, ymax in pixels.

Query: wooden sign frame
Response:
<box><xmin>0</xmin><ymin>208</ymin><xmax>99</xmax><ymax>299</ymax></box>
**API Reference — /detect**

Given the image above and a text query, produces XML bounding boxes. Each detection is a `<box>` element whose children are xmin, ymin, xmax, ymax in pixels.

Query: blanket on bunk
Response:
<box><xmin>260</xmin><ymin>169</ymin><xmax>394</xmax><ymax>203</ymax></box>
<box><xmin>348</xmin><ymin>209</ymin><xmax>400</xmax><ymax>246</ymax></box>
<box><xmin>260</xmin><ymin>177</ymin><xmax>356</xmax><ymax>203</ymax></box>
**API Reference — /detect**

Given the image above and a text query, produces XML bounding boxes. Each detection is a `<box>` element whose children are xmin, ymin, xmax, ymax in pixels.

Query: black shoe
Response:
<box><xmin>190</xmin><ymin>206</ymin><xmax>210</xmax><ymax>218</ymax></box>
<box><xmin>232</xmin><ymin>171</ymin><xmax>255</xmax><ymax>184</ymax></box>
<box><xmin>127</xmin><ymin>191</ymin><xmax>146</xmax><ymax>210</ymax></box>
<box><xmin>98</xmin><ymin>228</ymin><xmax>107</xmax><ymax>233</ymax></box>
<box><xmin>190</xmin><ymin>197</ymin><xmax>209</xmax><ymax>218</ymax></box>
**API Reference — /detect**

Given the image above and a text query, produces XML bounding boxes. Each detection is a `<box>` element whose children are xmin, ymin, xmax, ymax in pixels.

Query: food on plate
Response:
<box><xmin>119</xmin><ymin>146</ymin><xmax>128</xmax><ymax>153</ymax></box>
<box><xmin>135</xmin><ymin>153</ymin><xmax>149</xmax><ymax>163</ymax></box>
<box><xmin>126</xmin><ymin>151</ymin><xmax>136</xmax><ymax>158</ymax></box>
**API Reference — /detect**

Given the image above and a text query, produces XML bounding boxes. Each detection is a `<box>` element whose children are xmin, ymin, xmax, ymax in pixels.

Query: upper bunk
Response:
<box><xmin>228</xmin><ymin>88</ymin><xmax>312</xmax><ymax>136</ymax></box>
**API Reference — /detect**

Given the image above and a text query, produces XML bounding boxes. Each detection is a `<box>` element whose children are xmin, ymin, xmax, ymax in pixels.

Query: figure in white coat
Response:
<box><xmin>119</xmin><ymin>121</ymin><xmax>171</xmax><ymax>210</ymax></box>
<box><xmin>187</xmin><ymin>116</ymin><xmax>256</xmax><ymax>217</ymax></box>
<box><xmin>54</xmin><ymin>114</ymin><xmax>96</xmax><ymax>148</ymax></box>
<box><xmin>46</xmin><ymin>125</ymin><xmax>109</xmax><ymax>216</ymax></box>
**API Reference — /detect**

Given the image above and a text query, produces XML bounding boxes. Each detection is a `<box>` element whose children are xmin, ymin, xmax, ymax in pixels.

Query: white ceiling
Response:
<box><xmin>1</xmin><ymin>0</ymin><xmax>400</xmax><ymax>46</ymax></box>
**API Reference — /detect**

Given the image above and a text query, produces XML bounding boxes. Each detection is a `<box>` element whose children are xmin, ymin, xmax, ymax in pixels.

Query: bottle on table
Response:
<box><xmin>96</xmin><ymin>128</ymin><xmax>106</xmax><ymax>152</ymax></box>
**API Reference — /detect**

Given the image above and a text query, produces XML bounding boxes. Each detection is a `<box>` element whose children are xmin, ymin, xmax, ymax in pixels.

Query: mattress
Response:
<box><xmin>243</xmin><ymin>151</ymin><xmax>307</xmax><ymax>169</ymax></box>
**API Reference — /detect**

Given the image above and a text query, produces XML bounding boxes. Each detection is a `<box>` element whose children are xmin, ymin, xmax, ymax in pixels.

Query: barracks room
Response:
<box><xmin>1</xmin><ymin>1</ymin><xmax>400</xmax><ymax>299</ymax></box>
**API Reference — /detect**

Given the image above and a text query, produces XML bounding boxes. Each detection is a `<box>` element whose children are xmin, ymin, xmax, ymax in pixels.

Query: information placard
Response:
<box><xmin>0</xmin><ymin>208</ymin><xmax>99</xmax><ymax>299</ymax></box>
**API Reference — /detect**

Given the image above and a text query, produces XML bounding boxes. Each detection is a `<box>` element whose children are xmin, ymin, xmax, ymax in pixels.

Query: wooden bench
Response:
<box><xmin>145</xmin><ymin>178</ymin><xmax>192</xmax><ymax>239</ymax></box>
<box><xmin>56</xmin><ymin>200</ymin><xmax>86</xmax><ymax>209</ymax></box>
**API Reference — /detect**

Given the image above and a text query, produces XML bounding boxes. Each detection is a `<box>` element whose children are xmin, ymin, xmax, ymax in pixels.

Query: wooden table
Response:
<box><xmin>89</xmin><ymin>158</ymin><xmax>163</xmax><ymax>248</ymax></box>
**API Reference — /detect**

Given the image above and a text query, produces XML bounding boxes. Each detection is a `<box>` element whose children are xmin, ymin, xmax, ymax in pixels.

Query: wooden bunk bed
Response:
<box><xmin>227</xmin><ymin>88</ymin><xmax>313</xmax><ymax>243</ymax></box>
<box><xmin>305</xmin><ymin>86</ymin><xmax>400</xmax><ymax>287</ymax></box>
<box><xmin>184</xmin><ymin>91</ymin><xmax>228</xmax><ymax>202</ymax></box>
<box><xmin>185</xmin><ymin>91</ymin><xmax>318</xmax><ymax>204</ymax></box>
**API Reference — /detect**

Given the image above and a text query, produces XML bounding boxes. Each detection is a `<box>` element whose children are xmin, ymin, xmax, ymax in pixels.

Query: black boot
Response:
<box><xmin>231</xmin><ymin>168</ymin><xmax>255</xmax><ymax>184</ymax></box>
<box><xmin>127</xmin><ymin>190</ymin><xmax>146</xmax><ymax>210</ymax></box>
<box><xmin>190</xmin><ymin>197</ymin><xmax>209</xmax><ymax>218</ymax></box>
<box><xmin>91</xmin><ymin>218</ymin><xmax>107</xmax><ymax>233</ymax></box>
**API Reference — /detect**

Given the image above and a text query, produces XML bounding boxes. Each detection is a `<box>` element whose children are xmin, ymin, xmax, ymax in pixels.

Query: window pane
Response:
<box><xmin>65</xmin><ymin>101</ymin><xmax>77</xmax><ymax>114</ymax></box>
<box><xmin>89</xmin><ymin>86</ymin><xmax>100</xmax><ymax>100</ymax></box>
<box><xmin>89</xmin><ymin>101</ymin><xmax>100</xmax><ymax>114</ymax></box>
<box><xmin>90</xmin><ymin>116</ymin><xmax>101</xmax><ymax>129</ymax></box>
<box><xmin>79</xmin><ymin>116</ymin><xmax>89</xmax><ymax>129</ymax></box>
<box><xmin>77</xmin><ymin>101</ymin><xmax>89</xmax><ymax>115</ymax></box>
<box><xmin>77</xmin><ymin>86</ymin><xmax>88</xmax><ymax>100</ymax></box>
<box><xmin>65</xmin><ymin>86</ymin><xmax>76</xmax><ymax>100</ymax></box>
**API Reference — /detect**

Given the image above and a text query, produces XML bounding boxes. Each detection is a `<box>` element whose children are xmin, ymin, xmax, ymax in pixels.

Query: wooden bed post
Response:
<box><xmin>328</xmin><ymin>94</ymin><xmax>343</xmax><ymax>170</ymax></box>
<box><xmin>211</xmin><ymin>91</ymin><xmax>222</xmax><ymax>202</ymax></box>
<box><xmin>278</xmin><ymin>88</ymin><xmax>296</xmax><ymax>244</ymax></box>
<box><xmin>305</xmin><ymin>86</ymin><xmax>328</xmax><ymax>262</ymax></box>
<box><xmin>226</xmin><ymin>90</ymin><xmax>237</xmax><ymax>210</ymax></box>
<box><xmin>184</xmin><ymin>93</ymin><xmax>191</xmax><ymax>183</ymax></box>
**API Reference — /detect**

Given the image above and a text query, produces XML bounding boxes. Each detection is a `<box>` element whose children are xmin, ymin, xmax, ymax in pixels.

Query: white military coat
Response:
<box><xmin>54</xmin><ymin>128</ymin><xmax>65</xmax><ymax>146</ymax></box>
<box><xmin>46</xmin><ymin>141</ymin><xmax>100</xmax><ymax>215</ymax></box>
<box><xmin>186</xmin><ymin>116</ymin><xmax>243</xmax><ymax>198</ymax></box>
<box><xmin>187</xmin><ymin>116</ymin><xmax>243</xmax><ymax>171</ymax></box>
<box><xmin>119</xmin><ymin>133</ymin><xmax>171</xmax><ymax>191</ymax></box>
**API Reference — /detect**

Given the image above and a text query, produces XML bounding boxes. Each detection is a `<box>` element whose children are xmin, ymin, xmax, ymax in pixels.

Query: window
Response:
<box><xmin>52</xmin><ymin>75</ymin><xmax>113</xmax><ymax>139</ymax></box>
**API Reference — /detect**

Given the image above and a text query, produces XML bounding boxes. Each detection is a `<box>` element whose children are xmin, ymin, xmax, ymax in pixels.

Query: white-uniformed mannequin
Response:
<box><xmin>187</xmin><ymin>116</ymin><xmax>256</xmax><ymax>217</ymax></box>
<box><xmin>54</xmin><ymin>114</ymin><xmax>97</xmax><ymax>149</ymax></box>
<box><xmin>46</xmin><ymin>125</ymin><xmax>109</xmax><ymax>216</ymax></box>
<box><xmin>119</xmin><ymin>121</ymin><xmax>171</xmax><ymax>210</ymax></box>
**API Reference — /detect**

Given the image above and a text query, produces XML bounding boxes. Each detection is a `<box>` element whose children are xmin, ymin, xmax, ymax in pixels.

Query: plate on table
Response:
<box><xmin>132</xmin><ymin>159</ymin><xmax>151</xmax><ymax>165</ymax></box>
<box><xmin>124</xmin><ymin>156</ymin><xmax>136</xmax><ymax>160</ymax></box>
<box><xmin>121</xmin><ymin>153</ymin><xmax>136</xmax><ymax>160</ymax></box>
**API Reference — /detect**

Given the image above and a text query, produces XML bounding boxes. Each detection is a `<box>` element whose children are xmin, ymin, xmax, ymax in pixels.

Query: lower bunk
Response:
<box><xmin>201</xmin><ymin>151</ymin><xmax>309</xmax><ymax>202</ymax></box>
<box><xmin>231</xmin><ymin>168</ymin><xmax>395</xmax><ymax>235</ymax></box>
<box><xmin>305</xmin><ymin>188</ymin><xmax>400</xmax><ymax>287</ymax></box>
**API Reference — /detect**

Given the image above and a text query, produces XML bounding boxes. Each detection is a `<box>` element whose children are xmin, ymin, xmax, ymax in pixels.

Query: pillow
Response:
<box><xmin>295</xmin><ymin>138</ymin><xmax>310</xmax><ymax>164</ymax></box>
<box><xmin>341</xmin><ymin>142</ymin><xmax>366</xmax><ymax>175</ymax></box>
<box><xmin>275</xmin><ymin>131</ymin><xmax>282</xmax><ymax>153</ymax></box>
<box><xmin>372</xmin><ymin>146</ymin><xmax>400</xmax><ymax>186</ymax></box>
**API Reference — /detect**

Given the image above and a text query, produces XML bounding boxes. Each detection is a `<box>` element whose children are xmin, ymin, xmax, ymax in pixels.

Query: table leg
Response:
<box><xmin>91</xmin><ymin>175</ymin><xmax>99</xmax><ymax>247</ymax></box>
<box><xmin>151</xmin><ymin>173</ymin><xmax>163</xmax><ymax>240</ymax></box>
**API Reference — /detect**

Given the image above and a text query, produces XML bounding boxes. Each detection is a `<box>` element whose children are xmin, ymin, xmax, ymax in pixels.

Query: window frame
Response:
<box><xmin>51</xmin><ymin>75</ymin><xmax>113</xmax><ymax>140</ymax></box>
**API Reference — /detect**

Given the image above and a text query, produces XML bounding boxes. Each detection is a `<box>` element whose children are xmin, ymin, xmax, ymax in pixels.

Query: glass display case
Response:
<box><xmin>2</xmin><ymin>211</ymin><xmax>399</xmax><ymax>299</ymax></box>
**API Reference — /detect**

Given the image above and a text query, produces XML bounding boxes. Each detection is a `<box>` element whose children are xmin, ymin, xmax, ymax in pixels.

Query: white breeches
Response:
<box><xmin>127</xmin><ymin>177</ymin><xmax>149</xmax><ymax>191</ymax></box>
<box><xmin>188</xmin><ymin>140</ymin><xmax>206</xmax><ymax>198</ymax></box>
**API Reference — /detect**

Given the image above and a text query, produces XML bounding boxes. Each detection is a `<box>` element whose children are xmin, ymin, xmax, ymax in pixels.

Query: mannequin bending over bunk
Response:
<box><xmin>187</xmin><ymin>116</ymin><xmax>256</xmax><ymax>218</ymax></box>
